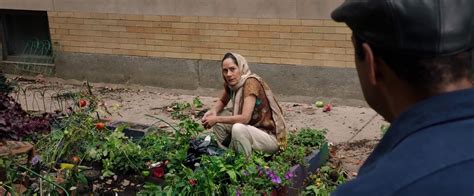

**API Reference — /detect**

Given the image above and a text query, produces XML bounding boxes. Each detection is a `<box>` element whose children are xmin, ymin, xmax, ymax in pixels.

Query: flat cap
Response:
<box><xmin>332</xmin><ymin>0</ymin><xmax>474</xmax><ymax>56</ymax></box>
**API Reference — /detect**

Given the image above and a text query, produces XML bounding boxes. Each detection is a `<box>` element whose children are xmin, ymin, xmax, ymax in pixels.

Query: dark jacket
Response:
<box><xmin>333</xmin><ymin>88</ymin><xmax>474</xmax><ymax>196</ymax></box>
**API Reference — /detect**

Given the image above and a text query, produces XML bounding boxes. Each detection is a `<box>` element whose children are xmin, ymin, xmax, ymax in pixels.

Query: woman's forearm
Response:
<box><xmin>216</xmin><ymin>114</ymin><xmax>249</xmax><ymax>125</ymax></box>
<box><xmin>215</xmin><ymin>95</ymin><xmax>255</xmax><ymax>124</ymax></box>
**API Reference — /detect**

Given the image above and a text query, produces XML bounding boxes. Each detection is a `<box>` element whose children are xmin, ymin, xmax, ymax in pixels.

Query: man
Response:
<box><xmin>330</xmin><ymin>0</ymin><xmax>474</xmax><ymax>195</ymax></box>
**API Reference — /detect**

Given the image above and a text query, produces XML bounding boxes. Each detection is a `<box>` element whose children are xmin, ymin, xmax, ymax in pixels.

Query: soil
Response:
<box><xmin>6</xmin><ymin>74</ymin><xmax>388</xmax><ymax>177</ymax></box>
<box><xmin>331</xmin><ymin>139</ymin><xmax>379</xmax><ymax>178</ymax></box>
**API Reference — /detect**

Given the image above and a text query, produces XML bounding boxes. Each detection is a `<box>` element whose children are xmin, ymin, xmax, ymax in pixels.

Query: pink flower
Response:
<box><xmin>284</xmin><ymin>172</ymin><xmax>295</xmax><ymax>180</ymax></box>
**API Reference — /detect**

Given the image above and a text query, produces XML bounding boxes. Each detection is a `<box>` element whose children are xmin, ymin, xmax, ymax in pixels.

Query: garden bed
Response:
<box><xmin>85</xmin><ymin>120</ymin><xmax>331</xmax><ymax>195</ymax></box>
<box><xmin>0</xmin><ymin>78</ymin><xmax>333</xmax><ymax>195</ymax></box>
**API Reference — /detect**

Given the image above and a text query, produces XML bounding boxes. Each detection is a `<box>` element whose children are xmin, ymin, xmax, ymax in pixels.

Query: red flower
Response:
<box><xmin>152</xmin><ymin>167</ymin><xmax>165</xmax><ymax>178</ymax></box>
<box><xmin>188</xmin><ymin>179</ymin><xmax>197</xmax><ymax>186</ymax></box>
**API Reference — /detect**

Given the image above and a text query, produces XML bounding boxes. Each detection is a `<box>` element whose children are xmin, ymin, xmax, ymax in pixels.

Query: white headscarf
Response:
<box><xmin>225</xmin><ymin>52</ymin><xmax>254</xmax><ymax>91</ymax></box>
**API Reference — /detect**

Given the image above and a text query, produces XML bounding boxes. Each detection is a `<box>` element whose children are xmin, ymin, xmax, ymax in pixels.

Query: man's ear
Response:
<box><xmin>362</xmin><ymin>43</ymin><xmax>377</xmax><ymax>86</ymax></box>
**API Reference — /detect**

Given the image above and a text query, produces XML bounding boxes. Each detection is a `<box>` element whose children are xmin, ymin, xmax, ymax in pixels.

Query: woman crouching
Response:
<box><xmin>201</xmin><ymin>52</ymin><xmax>287</xmax><ymax>157</ymax></box>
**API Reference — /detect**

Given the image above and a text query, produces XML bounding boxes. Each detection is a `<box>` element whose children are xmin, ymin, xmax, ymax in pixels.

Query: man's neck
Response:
<box><xmin>387</xmin><ymin>79</ymin><xmax>473</xmax><ymax>122</ymax></box>
<box><xmin>436</xmin><ymin>79</ymin><xmax>473</xmax><ymax>94</ymax></box>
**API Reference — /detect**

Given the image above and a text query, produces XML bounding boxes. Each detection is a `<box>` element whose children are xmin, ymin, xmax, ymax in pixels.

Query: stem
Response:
<box><xmin>40</xmin><ymin>178</ymin><xmax>43</xmax><ymax>196</ymax></box>
<box><xmin>119</xmin><ymin>145</ymin><xmax>141</xmax><ymax>172</ymax></box>
<box><xmin>145</xmin><ymin>114</ymin><xmax>180</xmax><ymax>133</ymax></box>
<box><xmin>16</xmin><ymin>164</ymin><xmax>70</xmax><ymax>196</ymax></box>
<box><xmin>85</xmin><ymin>81</ymin><xmax>93</xmax><ymax>96</ymax></box>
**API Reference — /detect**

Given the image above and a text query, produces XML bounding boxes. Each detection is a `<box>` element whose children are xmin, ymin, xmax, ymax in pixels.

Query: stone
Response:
<box><xmin>122</xmin><ymin>179</ymin><xmax>130</xmax><ymax>186</ymax></box>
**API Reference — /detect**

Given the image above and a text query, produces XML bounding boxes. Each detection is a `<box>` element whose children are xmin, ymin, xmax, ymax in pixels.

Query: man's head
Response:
<box><xmin>332</xmin><ymin>0</ymin><xmax>474</xmax><ymax>121</ymax></box>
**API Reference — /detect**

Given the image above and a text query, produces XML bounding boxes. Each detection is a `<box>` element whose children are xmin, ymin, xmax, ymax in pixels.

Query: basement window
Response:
<box><xmin>0</xmin><ymin>9</ymin><xmax>53</xmax><ymax>64</ymax></box>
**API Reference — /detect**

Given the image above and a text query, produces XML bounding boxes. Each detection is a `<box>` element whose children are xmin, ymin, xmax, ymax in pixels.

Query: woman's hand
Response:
<box><xmin>202</xmin><ymin>110</ymin><xmax>216</xmax><ymax>120</ymax></box>
<box><xmin>201</xmin><ymin>114</ymin><xmax>218</xmax><ymax>129</ymax></box>
<box><xmin>202</xmin><ymin>110</ymin><xmax>216</xmax><ymax>129</ymax></box>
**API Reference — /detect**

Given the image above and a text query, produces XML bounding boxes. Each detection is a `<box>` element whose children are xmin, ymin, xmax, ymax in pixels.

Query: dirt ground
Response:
<box><xmin>7</xmin><ymin>74</ymin><xmax>389</xmax><ymax>175</ymax></box>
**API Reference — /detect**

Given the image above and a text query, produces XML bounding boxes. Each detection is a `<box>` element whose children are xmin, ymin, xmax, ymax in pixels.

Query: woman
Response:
<box><xmin>201</xmin><ymin>52</ymin><xmax>287</xmax><ymax>157</ymax></box>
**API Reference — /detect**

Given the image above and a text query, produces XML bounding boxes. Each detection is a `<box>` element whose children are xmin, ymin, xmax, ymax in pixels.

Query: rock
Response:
<box><xmin>113</xmin><ymin>175</ymin><xmax>118</xmax><ymax>181</ymax></box>
<box><xmin>131</xmin><ymin>183</ymin><xmax>135</xmax><ymax>186</ymax></box>
<box><xmin>122</xmin><ymin>179</ymin><xmax>130</xmax><ymax>186</ymax></box>
<box><xmin>93</xmin><ymin>184</ymin><xmax>101</xmax><ymax>192</ymax></box>
<box><xmin>106</xmin><ymin>179</ymin><xmax>113</xmax><ymax>185</ymax></box>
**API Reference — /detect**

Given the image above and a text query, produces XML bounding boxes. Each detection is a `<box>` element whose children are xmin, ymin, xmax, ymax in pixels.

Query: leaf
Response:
<box><xmin>193</xmin><ymin>97</ymin><xmax>203</xmax><ymax>108</ymax></box>
<box><xmin>226</xmin><ymin>170</ymin><xmax>237</xmax><ymax>183</ymax></box>
<box><xmin>320</xmin><ymin>166</ymin><xmax>331</xmax><ymax>173</ymax></box>
<box><xmin>0</xmin><ymin>93</ymin><xmax>51</xmax><ymax>140</ymax></box>
<box><xmin>76</xmin><ymin>173</ymin><xmax>88</xmax><ymax>184</ymax></box>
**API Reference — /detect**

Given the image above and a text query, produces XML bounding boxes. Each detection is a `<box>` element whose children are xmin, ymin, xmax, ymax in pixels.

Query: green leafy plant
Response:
<box><xmin>89</xmin><ymin>127</ymin><xmax>143</xmax><ymax>177</ymax></box>
<box><xmin>170</xmin><ymin>102</ymin><xmax>192</xmax><ymax>120</ymax></box>
<box><xmin>0</xmin><ymin>157</ymin><xmax>19</xmax><ymax>194</ymax></box>
<box><xmin>289</xmin><ymin>128</ymin><xmax>327</xmax><ymax>151</ymax></box>
<box><xmin>303</xmin><ymin>164</ymin><xmax>347</xmax><ymax>196</ymax></box>
<box><xmin>193</xmin><ymin>96</ymin><xmax>203</xmax><ymax>108</ymax></box>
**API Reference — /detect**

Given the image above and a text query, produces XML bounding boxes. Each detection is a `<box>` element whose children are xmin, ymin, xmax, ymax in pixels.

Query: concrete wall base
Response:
<box><xmin>11</xmin><ymin>52</ymin><xmax>363</xmax><ymax>102</ymax></box>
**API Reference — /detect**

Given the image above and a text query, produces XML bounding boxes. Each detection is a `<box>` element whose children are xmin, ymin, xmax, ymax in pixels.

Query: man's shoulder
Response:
<box><xmin>333</xmin><ymin>158</ymin><xmax>474</xmax><ymax>196</ymax></box>
<box><xmin>333</xmin><ymin>125</ymin><xmax>474</xmax><ymax>196</ymax></box>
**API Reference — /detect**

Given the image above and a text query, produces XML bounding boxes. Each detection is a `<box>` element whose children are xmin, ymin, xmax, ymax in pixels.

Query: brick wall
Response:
<box><xmin>48</xmin><ymin>11</ymin><xmax>354</xmax><ymax>68</ymax></box>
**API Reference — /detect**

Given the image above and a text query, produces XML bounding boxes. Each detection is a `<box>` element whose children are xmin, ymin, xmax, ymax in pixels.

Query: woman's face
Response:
<box><xmin>222</xmin><ymin>58</ymin><xmax>241</xmax><ymax>86</ymax></box>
